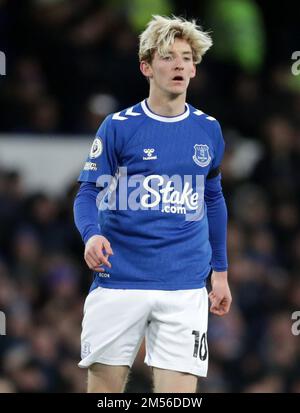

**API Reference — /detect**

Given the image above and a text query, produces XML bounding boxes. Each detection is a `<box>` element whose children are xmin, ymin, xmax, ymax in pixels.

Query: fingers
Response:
<box><xmin>84</xmin><ymin>239</ymin><xmax>113</xmax><ymax>271</ymax></box>
<box><xmin>103</xmin><ymin>240</ymin><xmax>113</xmax><ymax>257</ymax></box>
<box><xmin>85</xmin><ymin>251</ymin><xmax>100</xmax><ymax>269</ymax></box>
<box><xmin>84</xmin><ymin>251</ymin><xmax>106</xmax><ymax>272</ymax></box>
<box><xmin>209</xmin><ymin>291</ymin><xmax>222</xmax><ymax>309</ymax></box>
<box><xmin>210</xmin><ymin>306</ymin><xmax>228</xmax><ymax>316</ymax></box>
<box><xmin>209</xmin><ymin>292</ymin><xmax>231</xmax><ymax>316</ymax></box>
<box><xmin>94</xmin><ymin>249</ymin><xmax>112</xmax><ymax>268</ymax></box>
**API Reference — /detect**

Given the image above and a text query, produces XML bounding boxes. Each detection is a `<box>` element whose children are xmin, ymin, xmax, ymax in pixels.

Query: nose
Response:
<box><xmin>173</xmin><ymin>56</ymin><xmax>184</xmax><ymax>70</ymax></box>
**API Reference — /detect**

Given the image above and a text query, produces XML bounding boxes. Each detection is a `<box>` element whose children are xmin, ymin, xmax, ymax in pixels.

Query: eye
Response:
<box><xmin>162</xmin><ymin>55</ymin><xmax>172</xmax><ymax>61</ymax></box>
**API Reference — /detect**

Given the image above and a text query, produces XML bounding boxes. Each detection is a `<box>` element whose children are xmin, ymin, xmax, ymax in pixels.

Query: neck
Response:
<box><xmin>147</xmin><ymin>90</ymin><xmax>187</xmax><ymax>117</ymax></box>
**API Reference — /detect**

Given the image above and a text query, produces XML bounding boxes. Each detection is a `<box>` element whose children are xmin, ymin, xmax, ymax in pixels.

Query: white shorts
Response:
<box><xmin>79</xmin><ymin>287</ymin><xmax>209</xmax><ymax>377</ymax></box>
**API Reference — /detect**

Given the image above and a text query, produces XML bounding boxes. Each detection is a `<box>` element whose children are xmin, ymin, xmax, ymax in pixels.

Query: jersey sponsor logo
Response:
<box><xmin>141</xmin><ymin>175</ymin><xmax>199</xmax><ymax>211</ymax></box>
<box><xmin>143</xmin><ymin>148</ymin><xmax>157</xmax><ymax>160</ymax></box>
<box><xmin>140</xmin><ymin>174</ymin><xmax>204</xmax><ymax>220</ymax></box>
<box><xmin>96</xmin><ymin>168</ymin><xmax>205</xmax><ymax>221</ymax></box>
<box><xmin>193</xmin><ymin>144</ymin><xmax>211</xmax><ymax>167</ymax></box>
<box><xmin>90</xmin><ymin>137</ymin><xmax>103</xmax><ymax>158</ymax></box>
<box><xmin>83</xmin><ymin>161</ymin><xmax>97</xmax><ymax>171</ymax></box>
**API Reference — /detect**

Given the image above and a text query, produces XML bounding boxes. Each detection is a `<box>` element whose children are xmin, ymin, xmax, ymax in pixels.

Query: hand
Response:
<box><xmin>208</xmin><ymin>271</ymin><xmax>232</xmax><ymax>316</ymax></box>
<box><xmin>84</xmin><ymin>235</ymin><xmax>113</xmax><ymax>272</ymax></box>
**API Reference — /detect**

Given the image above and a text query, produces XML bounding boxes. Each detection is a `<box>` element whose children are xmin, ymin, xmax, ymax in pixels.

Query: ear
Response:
<box><xmin>140</xmin><ymin>61</ymin><xmax>153</xmax><ymax>78</ymax></box>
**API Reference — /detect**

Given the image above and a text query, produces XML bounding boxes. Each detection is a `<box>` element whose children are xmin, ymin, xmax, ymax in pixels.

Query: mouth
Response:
<box><xmin>172</xmin><ymin>75</ymin><xmax>184</xmax><ymax>82</ymax></box>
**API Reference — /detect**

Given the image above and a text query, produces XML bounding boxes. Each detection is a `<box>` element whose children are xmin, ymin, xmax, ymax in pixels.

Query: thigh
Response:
<box><xmin>152</xmin><ymin>367</ymin><xmax>198</xmax><ymax>393</ymax></box>
<box><xmin>145</xmin><ymin>288</ymin><xmax>209</xmax><ymax>378</ymax></box>
<box><xmin>88</xmin><ymin>363</ymin><xmax>130</xmax><ymax>393</ymax></box>
<box><xmin>79</xmin><ymin>287</ymin><xmax>150</xmax><ymax>369</ymax></box>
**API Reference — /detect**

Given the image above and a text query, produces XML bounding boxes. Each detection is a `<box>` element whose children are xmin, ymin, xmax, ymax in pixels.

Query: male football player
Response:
<box><xmin>74</xmin><ymin>15</ymin><xmax>232</xmax><ymax>393</ymax></box>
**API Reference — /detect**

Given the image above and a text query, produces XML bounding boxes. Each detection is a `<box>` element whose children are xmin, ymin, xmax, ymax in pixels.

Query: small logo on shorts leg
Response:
<box><xmin>81</xmin><ymin>341</ymin><xmax>91</xmax><ymax>359</ymax></box>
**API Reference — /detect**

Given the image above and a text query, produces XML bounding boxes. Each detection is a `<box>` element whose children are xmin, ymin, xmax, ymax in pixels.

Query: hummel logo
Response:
<box><xmin>143</xmin><ymin>148</ymin><xmax>157</xmax><ymax>160</ymax></box>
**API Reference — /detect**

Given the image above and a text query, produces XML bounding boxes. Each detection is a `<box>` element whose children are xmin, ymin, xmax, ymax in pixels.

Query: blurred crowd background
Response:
<box><xmin>0</xmin><ymin>0</ymin><xmax>300</xmax><ymax>393</ymax></box>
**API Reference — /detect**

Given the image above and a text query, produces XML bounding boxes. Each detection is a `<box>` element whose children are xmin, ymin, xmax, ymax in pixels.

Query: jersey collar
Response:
<box><xmin>141</xmin><ymin>99</ymin><xmax>190</xmax><ymax>122</ymax></box>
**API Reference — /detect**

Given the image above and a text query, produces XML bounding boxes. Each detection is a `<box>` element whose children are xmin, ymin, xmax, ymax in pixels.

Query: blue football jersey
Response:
<box><xmin>78</xmin><ymin>100</ymin><xmax>225</xmax><ymax>291</ymax></box>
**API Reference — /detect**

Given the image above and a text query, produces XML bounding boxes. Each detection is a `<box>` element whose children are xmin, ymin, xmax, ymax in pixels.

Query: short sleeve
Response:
<box><xmin>78</xmin><ymin>115</ymin><xmax>119</xmax><ymax>184</ymax></box>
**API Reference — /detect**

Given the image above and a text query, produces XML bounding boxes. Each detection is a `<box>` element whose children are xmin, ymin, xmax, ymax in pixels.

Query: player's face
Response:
<box><xmin>142</xmin><ymin>38</ymin><xmax>196</xmax><ymax>97</ymax></box>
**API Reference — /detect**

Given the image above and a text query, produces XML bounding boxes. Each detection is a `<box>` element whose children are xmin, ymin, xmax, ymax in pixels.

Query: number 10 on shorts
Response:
<box><xmin>192</xmin><ymin>331</ymin><xmax>208</xmax><ymax>360</ymax></box>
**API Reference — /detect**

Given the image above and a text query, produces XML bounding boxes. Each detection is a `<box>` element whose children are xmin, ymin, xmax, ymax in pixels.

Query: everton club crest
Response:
<box><xmin>193</xmin><ymin>144</ymin><xmax>211</xmax><ymax>167</ymax></box>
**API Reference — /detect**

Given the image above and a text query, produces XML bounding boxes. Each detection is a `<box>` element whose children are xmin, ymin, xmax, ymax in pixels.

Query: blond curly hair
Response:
<box><xmin>139</xmin><ymin>15</ymin><xmax>213</xmax><ymax>64</ymax></box>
